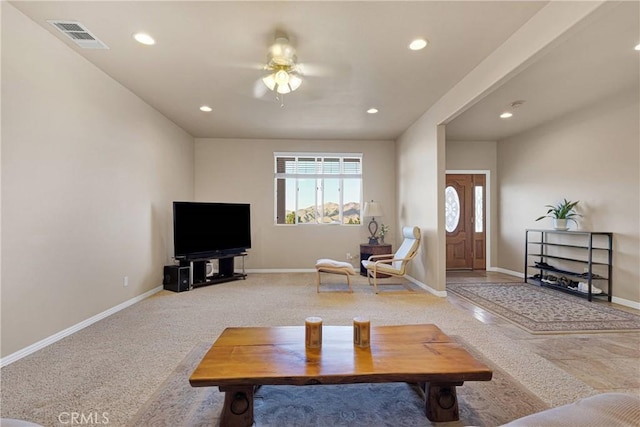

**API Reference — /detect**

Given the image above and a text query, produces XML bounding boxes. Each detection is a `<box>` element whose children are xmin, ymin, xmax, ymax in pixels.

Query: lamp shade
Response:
<box><xmin>363</xmin><ymin>201</ymin><xmax>384</xmax><ymax>218</ymax></box>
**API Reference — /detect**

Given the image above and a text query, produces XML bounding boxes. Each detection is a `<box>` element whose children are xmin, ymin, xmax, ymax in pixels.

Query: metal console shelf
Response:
<box><xmin>525</xmin><ymin>229</ymin><xmax>612</xmax><ymax>302</ymax></box>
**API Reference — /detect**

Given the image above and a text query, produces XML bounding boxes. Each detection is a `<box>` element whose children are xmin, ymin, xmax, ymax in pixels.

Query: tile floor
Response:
<box><xmin>446</xmin><ymin>270</ymin><xmax>640</xmax><ymax>396</ymax></box>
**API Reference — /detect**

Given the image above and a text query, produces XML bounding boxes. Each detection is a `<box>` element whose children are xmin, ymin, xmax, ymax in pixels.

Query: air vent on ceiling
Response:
<box><xmin>47</xmin><ymin>20</ymin><xmax>109</xmax><ymax>50</ymax></box>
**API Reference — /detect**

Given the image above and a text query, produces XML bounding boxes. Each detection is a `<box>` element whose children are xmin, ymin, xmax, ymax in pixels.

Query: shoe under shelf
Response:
<box><xmin>527</xmin><ymin>276</ymin><xmax>609</xmax><ymax>300</ymax></box>
<box><xmin>528</xmin><ymin>265</ymin><xmax>608</xmax><ymax>281</ymax></box>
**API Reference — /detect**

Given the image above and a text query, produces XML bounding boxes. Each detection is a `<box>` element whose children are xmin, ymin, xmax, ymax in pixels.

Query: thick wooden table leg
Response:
<box><xmin>424</xmin><ymin>382</ymin><xmax>462</xmax><ymax>422</ymax></box>
<box><xmin>219</xmin><ymin>385</ymin><xmax>254</xmax><ymax>427</ymax></box>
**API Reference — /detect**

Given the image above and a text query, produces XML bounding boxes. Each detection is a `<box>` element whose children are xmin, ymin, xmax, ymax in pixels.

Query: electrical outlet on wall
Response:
<box><xmin>123</xmin><ymin>276</ymin><xmax>129</xmax><ymax>287</ymax></box>
<box><xmin>346</xmin><ymin>252</ymin><xmax>352</xmax><ymax>260</ymax></box>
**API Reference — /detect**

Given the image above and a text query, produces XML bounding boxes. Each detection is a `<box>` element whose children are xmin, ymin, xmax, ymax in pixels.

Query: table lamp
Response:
<box><xmin>363</xmin><ymin>201</ymin><xmax>384</xmax><ymax>244</ymax></box>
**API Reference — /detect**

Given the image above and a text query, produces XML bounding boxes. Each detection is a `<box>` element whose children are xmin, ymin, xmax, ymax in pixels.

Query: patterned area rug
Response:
<box><xmin>128</xmin><ymin>338</ymin><xmax>547</xmax><ymax>427</ymax></box>
<box><xmin>447</xmin><ymin>282</ymin><xmax>640</xmax><ymax>334</ymax></box>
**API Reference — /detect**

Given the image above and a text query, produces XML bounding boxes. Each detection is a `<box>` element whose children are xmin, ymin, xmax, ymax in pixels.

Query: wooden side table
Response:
<box><xmin>360</xmin><ymin>243</ymin><xmax>393</xmax><ymax>277</ymax></box>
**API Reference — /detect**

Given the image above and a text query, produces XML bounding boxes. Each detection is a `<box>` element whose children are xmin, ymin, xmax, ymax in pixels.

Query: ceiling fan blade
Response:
<box><xmin>252</xmin><ymin>77</ymin><xmax>270</xmax><ymax>99</ymax></box>
<box><xmin>297</xmin><ymin>62</ymin><xmax>335</xmax><ymax>77</ymax></box>
<box><xmin>224</xmin><ymin>61</ymin><xmax>266</xmax><ymax>71</ymax></box>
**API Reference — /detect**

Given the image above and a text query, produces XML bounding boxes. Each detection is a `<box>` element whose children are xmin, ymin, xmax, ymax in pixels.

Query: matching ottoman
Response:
<box><xmin>315</xmin><ymin>259</ymin><xmax>357</xmax><ymax>292</ymax></box>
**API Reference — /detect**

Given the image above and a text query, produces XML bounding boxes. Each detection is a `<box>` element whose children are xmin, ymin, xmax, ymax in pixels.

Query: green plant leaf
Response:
<box><xmin>536</xmin><ymin>199</ymin><xmax>581</xmax><ymax>220</ymax></box>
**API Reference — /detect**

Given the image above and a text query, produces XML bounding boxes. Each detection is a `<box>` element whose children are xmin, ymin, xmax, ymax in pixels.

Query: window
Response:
<box><xmin>474</xmin><ymin>185</ymin><xmax>484</xmax><ymax>233</ymax></box>
<box><xmin>275</xmin><ymin>153</ymin><xmax>362</xmax><ymax>225</ymax></box>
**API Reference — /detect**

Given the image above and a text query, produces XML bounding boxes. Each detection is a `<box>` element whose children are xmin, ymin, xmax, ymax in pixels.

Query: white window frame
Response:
<box><xmin>274</xmin><ymin>152</ymin><xmax>363</xmax><ymax>225</ymax></box>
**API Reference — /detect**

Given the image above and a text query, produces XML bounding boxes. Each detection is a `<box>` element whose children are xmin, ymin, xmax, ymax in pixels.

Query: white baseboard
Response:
<box><xmin>612</xmin><ymin>296</ymin><xmax>640</xmax><ymax>311</ymax></box>
<box><xmin>488</xmin><ymin>267</ymin><xmax>524</xmax><ymax>278</ymax></box>
<box><xmin>405</xmin><ymin>275</ymin><xmax>447</xmax><ymax>297</ymax></box>
<box><xmin>0</xmin><ymin>286</ymin><xmax>163</xmax><ymax>368</ymax></box>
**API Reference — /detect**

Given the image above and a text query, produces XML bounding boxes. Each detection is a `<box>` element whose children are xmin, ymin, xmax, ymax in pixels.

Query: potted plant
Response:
<box><xmin>379</xmin><ymin>224</ymin><xmax>390</xmax><ymax>244</ymax></box>
<box><xmin>535</xmin><ymin>199</ymin><xmax>581</xmax><ymax>230</ymax></box>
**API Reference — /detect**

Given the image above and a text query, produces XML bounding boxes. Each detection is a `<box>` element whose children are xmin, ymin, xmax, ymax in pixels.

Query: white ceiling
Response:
<box><xmin>446</xmin><ymin>1</ymin><xmax>640</xmax><ymax>141</ymax></box>
<box><xmin>10</xmin><ymin>2</ymin><xmax>638</xmax><ymax>142</ymax></box>
<box><xmin>10</xmin><ymin>1</ymin><xmax>550</xmax><ymax>140</ymax></box>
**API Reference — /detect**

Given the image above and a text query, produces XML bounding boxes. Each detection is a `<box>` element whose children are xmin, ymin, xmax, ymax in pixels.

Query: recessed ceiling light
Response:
<box><xmin>635</xmin><ymin>43</ymin><xmax>640</xmax><ymax>51</ymax></box>
<box><xmin>367</xmin><ymin>108</ymin><xmax>379</xmax><ymax>114</ymax></box>
<box><xmin>409</xmin><ymin>38</ymin><xmax>428</xmax><ymax>51</ymax></box>
<box><xmin>200</xmin><ymin>105</ymin><xmax>212</xmax><ymax>112</ymax></box>
<box><xmin>133</xmin><ymin>33</ymin><xmax>155</xmax><ymax>45</ymax></box>
<box><xmin>500</xmin><ymin>112</ymin><xmax>513</xmax><ymax>119</ymax></box>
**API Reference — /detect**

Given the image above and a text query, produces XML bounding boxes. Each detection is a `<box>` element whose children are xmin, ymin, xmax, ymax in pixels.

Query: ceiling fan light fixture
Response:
<box><xmin>274</xmin><ymin>69</ymin><xmax>290</xmax><ymax>85</ymax></box>
<box><xmin>261</xmin><ymin>35</ymin><xmax>303</xmax><ymax>103</ymax></box>
<box><xmin>276</xmin><ymin>83</ymin><xmax>291</xmax><ymax>94</ymax></box>
<box><xmin>262</xmin><ymin>74</ymin><xmax>276</xmax><ymax>91</ymax></box>
<box><xmin>270</xmin><ymin>37</ymin><xmax>296</xmax><ymax>64</ymax></box>
<box><xmin>263</xmin><ymin>68</ymin><xmax>302</xmax><ymax>94</ymax></box>
<box><xmin>500</xmin><ymin>111</ymin><xmax>513</xmax><ymax>119</ymax></box>
<box><xmin>288</xmin><ymin>74</ymin><xmax>302</xmax><ymax>91</ymax></box>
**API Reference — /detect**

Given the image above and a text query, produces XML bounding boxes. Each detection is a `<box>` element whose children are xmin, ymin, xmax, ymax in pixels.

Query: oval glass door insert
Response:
<box><xmin>445</xmin><ymin>186</ymin><xmax>460</xmax><ymax>232</ymax></box>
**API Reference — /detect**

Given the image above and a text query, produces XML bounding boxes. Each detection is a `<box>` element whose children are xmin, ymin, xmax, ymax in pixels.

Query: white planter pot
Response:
<box><xmin>553</xmin><ymin>218</ymin><xmax>569</xmax><ymax>231</ymax></box>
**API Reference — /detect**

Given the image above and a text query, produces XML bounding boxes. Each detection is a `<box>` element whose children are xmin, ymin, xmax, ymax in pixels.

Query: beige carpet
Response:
<box><xmin>1</xmin><ymin>273</ymin><xmax>598</xmax><ymax>426</ymax></box>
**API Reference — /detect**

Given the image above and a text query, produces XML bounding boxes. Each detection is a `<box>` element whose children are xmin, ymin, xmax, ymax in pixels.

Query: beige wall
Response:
<box><xmin>396</xmin><ymin>121</ymin><xmax>444</xmax><ymax>291</ymax></box>
<box><xmin>396</xmin><ymin>1</ymin><xmax>603</xmax><ymax>292</ymax></box>
<box><xmin>497</xmin><ymin>90</ymin><xmax>639</xmax><ymax>304</ymax></box>
<box><xmin>445</xmin><ymin>141</ymin><xmax>498</xmax><ymax>268</ymax></box>
<box><xmin>194</xmin><ymin>138</ymin><xmax>395</xmax><ymax>270</ymax></box>
<box><xmin>1</xmin><ymin>4</ymin><xmax>194</xmax><ymax>357</ymax></box>
<box><xmin>446</xmin><ymin>141</ymin><xmax>497</xmax><ymax>171</ymax></box>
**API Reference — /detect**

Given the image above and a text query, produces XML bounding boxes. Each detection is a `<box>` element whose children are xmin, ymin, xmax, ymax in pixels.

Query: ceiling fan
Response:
<box><xmin>257</xmin><ymin>35</ymin><xmax>306</xmax><ymax>107</ymax></box>
<box><xmin>252</xmin><ymin>32</ymin><xmax>337</xmax><ymax>106</ymax></box>
<box><xmin>262</xmin><ymin>36</ymin><xmax>302</xmax><ymax>95</ymax></box>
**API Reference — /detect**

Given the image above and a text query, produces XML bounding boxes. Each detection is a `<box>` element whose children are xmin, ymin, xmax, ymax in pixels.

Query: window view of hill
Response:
<box><xmin>285</xmin><ymin>202</ymin><xmax>361</xmax><ymax>224</ymax></box>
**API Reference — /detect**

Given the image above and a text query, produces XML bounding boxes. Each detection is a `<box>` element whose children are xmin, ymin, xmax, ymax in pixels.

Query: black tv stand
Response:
<box><xmin>180</xmin><ymin>253</ymin><xmax>247</xmax><ymax>288</ymax></box>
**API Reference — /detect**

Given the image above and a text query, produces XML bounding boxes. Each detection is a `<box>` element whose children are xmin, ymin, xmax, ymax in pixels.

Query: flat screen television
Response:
<box><xmin>173</xmin><ymin>201</ymin><xmax>251</xmax><ymax>260</ymax></box>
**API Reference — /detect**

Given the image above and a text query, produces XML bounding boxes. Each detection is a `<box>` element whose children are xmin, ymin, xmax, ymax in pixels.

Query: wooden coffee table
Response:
<box><xmin>189</xmin><ymin>324</ymin><xmax>492</xmax><ymax>426</ymax></box>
